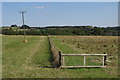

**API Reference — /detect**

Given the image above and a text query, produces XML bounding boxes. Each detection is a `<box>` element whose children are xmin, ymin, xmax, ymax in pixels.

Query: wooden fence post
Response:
<box><xmin>104</xmin><ymin>55</ymin><xmax>107</xmax><ymax>65</ymax></box>
<box><xmin>102</xmin><ymin>56</ymin><xmax>105</xmax><ymax>66</ymax></box>
<box><xmin>59</xmin><ymin>51</ymin><xmax>61</xmax><ymax>67</ymax></box>
<box><xmin>61</xmin><ymin>54</ymin><xmax>65</xmax><ymax>67</ymax></box>
<box><xmin>84</xmin><ymin>56</ymin><xmax>86</xmax><ymax>66</ymax></box>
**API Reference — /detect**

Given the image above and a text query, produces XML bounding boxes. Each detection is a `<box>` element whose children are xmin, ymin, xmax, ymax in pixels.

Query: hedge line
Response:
<box><xmin>48</xmin><ymin>37</ymin><xmax>61</xmax><ymax>68</ymax></box>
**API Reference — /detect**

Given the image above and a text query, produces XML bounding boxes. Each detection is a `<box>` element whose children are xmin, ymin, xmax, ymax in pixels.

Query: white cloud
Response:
<box><xmin>34</xmin><ymin>6</ymin><xmax>45</xmax><ymax>9</ymax></box>
<box><xmin>34</xmin><ymin>5</ymin><xmax>52</xmax><ymax>9</ymax></box>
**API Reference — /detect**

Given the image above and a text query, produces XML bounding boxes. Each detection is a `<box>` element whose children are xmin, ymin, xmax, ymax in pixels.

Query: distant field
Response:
<box><xmin>2</xmin><ymin>35</ymin><xmax>118</xmax><ymax>78</ymax></box>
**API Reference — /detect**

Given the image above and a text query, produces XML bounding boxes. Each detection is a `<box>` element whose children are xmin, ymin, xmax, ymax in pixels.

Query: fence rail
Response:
<box><xmin>61</xmin><ymin>54</ymin><xmax>107</xmax><ymax>56</ymax></box>
<box><xmin>60</xmin><ymin>53</ymin><xmax>107</xmax><ymax>68</ymax></box>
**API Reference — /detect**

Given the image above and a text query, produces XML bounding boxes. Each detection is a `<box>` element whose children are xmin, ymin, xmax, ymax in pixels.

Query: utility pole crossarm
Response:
<box><xmin>19</xmin><ymin>11</ymin><xmax>26</xmax><ymax>25</ymax></box>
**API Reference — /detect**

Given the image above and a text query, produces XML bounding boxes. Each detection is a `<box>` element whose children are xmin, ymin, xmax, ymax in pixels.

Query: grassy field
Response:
<box><xmin>2</xmin><ymin>35</ymin><xmax>118</xmax><ymax>78</ymax></box>
<box><xmin>50</xmin><ymin>36</ymin><xmax>118</xmax><ymax>77</ymax></box>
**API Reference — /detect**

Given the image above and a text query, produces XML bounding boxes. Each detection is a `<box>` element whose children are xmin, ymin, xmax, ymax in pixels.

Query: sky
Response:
<box><xmin>2</xmin><ymin>2</ymin><xmax>118</xmax><ymax>27</ymax></box>
<box><xmin>0</xmin><ymin>2</ymin><xmax>2</xmax><ymax>27</ymax></box>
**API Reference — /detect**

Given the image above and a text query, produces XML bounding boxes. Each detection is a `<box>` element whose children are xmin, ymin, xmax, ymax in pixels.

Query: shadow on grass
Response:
<box><xmin>48</xmin><ymin>37</ymin><xmax>54</xmax><ymax>68</ymax></box>
<box><xmin>38</xmin><ymin>65</ymin><xmax>54</xmax><ymax>68</ymax></box>
<box><xmin>62</xmin><ymin>67</ymin><xmax>102</xmax><ymax>69</ymax></box>
<box><xmin>38</xmin><ymin>37</ymin><xmax>54</xmax><ymax>68</ymax></box>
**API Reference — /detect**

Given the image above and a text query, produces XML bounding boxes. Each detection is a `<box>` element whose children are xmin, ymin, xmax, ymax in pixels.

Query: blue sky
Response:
<box><xmin>2</xmin><ymin>2</ymin><xmax>118</xmax><ymax>27</ymax></box>
<box><xmin>0</xmin><ymin>2</ymin><xmax>2</xmax><ymax>27</ymax></box>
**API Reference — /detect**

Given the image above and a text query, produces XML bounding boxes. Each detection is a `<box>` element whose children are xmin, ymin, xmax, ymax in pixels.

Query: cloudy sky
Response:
<box><xmin>2</xmin><ymin>2</ymin><xmax>118</xmax><ymax>27</ymax></box>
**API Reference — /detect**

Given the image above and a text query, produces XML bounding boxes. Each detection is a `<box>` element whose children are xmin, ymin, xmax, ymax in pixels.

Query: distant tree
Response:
<box><xmin>11</xmin><ymin>24</ymin><xmax>17</xmax><ymax>27</ymax></box>
<box><xmin>72</xmin><ymin>29</ymin><xmax>81</xmax><ymax>35</ymax></box>
<box><xmin>20</xmin><ymin>25</ymin><xmax>30</xmax><ymax>29</ymax></box>
<box><xmin>93</xmin><ymin>27</ymin><xmax>104</xmax><ymax>35</ymax></box>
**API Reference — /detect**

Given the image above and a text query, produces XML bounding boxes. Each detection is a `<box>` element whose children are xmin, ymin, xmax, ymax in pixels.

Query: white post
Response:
<box><xmin>84</xmin><ymin>56</ymin><xmax>86</xmax><ymax>66</ymax></box>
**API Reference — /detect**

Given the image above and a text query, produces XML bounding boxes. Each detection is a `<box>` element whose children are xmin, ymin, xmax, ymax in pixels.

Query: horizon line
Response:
<box><xmin>2</xmin><ymin>25</ymin><xmax>118</xmax><ymax>27</ymax></box>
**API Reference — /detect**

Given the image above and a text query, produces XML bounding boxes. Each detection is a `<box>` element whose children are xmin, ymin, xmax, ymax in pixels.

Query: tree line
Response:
<box><xmin>2</xmin><ymin>25</ymin><xmax>119</xmax><ymax>36</ymax></box>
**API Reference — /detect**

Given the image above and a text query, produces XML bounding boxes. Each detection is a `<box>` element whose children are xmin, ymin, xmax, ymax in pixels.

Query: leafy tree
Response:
<box><xmin>11</xmin><ymin>24</ymin><xmax>17</xmax><ymax>27</ymax></box>
<box><xmin>20</xmin><ymin>25</ymin><xmax>30</xmax><ymax>29</ymax></box>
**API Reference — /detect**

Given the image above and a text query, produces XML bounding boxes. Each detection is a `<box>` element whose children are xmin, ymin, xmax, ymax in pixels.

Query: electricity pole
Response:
<box><xmin>19</xmin><ymin>11</ymin><xmax>27</xmax><ymax>42</ymax></box>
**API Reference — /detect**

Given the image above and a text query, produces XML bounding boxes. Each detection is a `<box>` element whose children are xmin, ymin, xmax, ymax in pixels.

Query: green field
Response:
<box><xmin>2</xmin><ymin>35</ymin><xmax>118</xmax><ymax>78</ymax></box>
<box><xmin>50</xmin><ymin>36</ymin><xmax>118</xmax><ymax>77</ymax></box>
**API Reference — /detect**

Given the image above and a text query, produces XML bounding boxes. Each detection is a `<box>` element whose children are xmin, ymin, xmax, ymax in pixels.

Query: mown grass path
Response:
<box><xmin>2</xmin><ymin>35</ymin><xmax>52</xmax><ymax>78</ymax></box>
